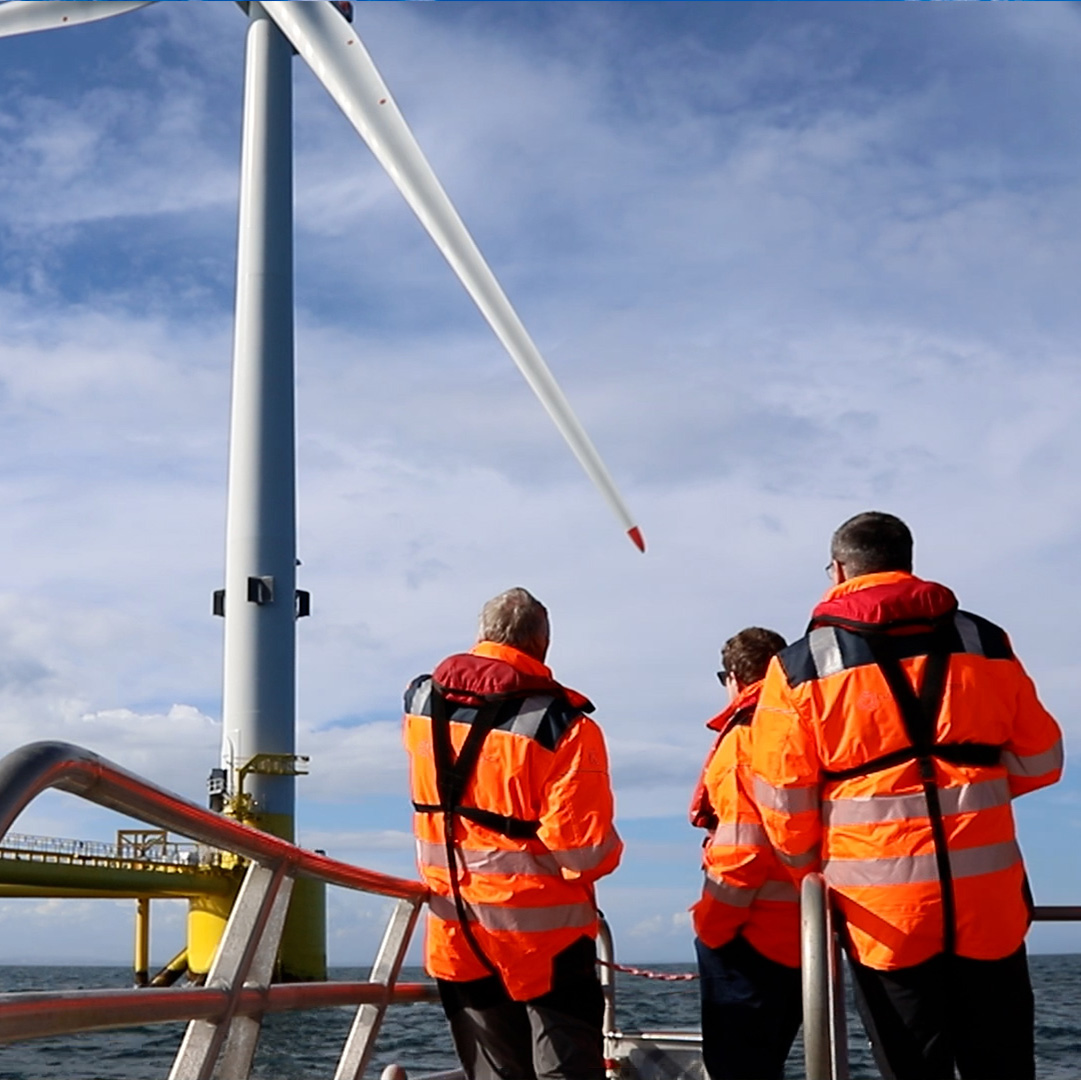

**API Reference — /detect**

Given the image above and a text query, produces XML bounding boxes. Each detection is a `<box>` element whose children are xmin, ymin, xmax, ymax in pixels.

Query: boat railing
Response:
<box><xmin>596</xmin><ymin>881</ymin><xmax>847</xmax><ymax>1080</ymax></box>
<box><xmin>7</xmin><ymin>742</ymin><xmax>1076</xmax><ymax>1080</ymax></box>
<box><xmin>0</xmin><ymin>740</ymin><xmax>440</xmax><ymax>1080</ymax></box>
<box><xmin>799</xmin><ymin>872</ymin><xmax>1080</xmax><ymax>1080</ymax></box>
<box><xmin>597</xmin><ymin>880</ymin><xmax>852</xmax><ymax>1080</ymax></box>
<box><xmin>596</xmin><ymin>914</ymin><xmax>618</xmax><ymax>1039</ymax></box>
<box><xmin>800</xmin><ymin>873</ymin><xmax>849</xmax><ymax>1080</ymax></box>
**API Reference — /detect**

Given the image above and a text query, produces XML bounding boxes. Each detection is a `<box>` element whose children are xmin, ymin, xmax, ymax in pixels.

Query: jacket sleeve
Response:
<box><xmin>1002</xmin><ymin>654</ymin><xmax>1064</xmax><ymax>798</ymax></box>
<box><xmin>750</xmin><ymin>656</ymin><xmax>822</xmax><ymax>883</ymax></box>
<box><xmin>537</xmin><ymin>716</ymin><xmax>623</xmax><ymax>884</ymax></box>
<box><xmin>692</xmin><ymin>728</ymin><xmax>771</xmax><ymax>935</ymax></box>
<box><xmin>689</xmin><ymin>733</ymin><xmax>723</xmax><ymax>830</ymax></box>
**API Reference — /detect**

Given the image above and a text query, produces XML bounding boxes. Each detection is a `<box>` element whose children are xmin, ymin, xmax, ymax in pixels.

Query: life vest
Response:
<box><xmin>690</xmin><ymin>681</ymin><xmax>800</xmax><ymax>967</ymax></box>
<box><xmin>752</xmin><ymin>572</ymin><xmax>1063</xmax><ymax>970</ymax></box>
<box><xmin>403</xmin><ymin>640</ymin><xmax>622</xmax><ymax>1001</ymax></box>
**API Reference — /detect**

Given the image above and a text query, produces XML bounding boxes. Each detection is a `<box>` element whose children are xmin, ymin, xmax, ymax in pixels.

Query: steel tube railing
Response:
<box><xmin>801</xmin><ymin>873</ymin><xmax>833</xmax><ymax>1080</ymax></box>
<box><xmin>798</xmin><ymin>882</ymin><xmax>1077</xmax><ymax>1080</ymax></box>
<box><xmin>0</xmin><ymin>741</ymin><xmax>426</xmax><ymax>899</ymax></box>
<box><xmin>596</xmin><ymin>915</ymin><xmax>617</xmax><ymax>1039</ymax></box>
<box><xmin>0</xmin><ymin>982</ymin><xmax>436</xmax><ymax>1043</ymax></box>
<box><xmin>0</xmin><ymin>739</ymin><xmax>437</xmax><ymax>1078</ymax></box>
<box><xmin>800</xmin><ymin>873</ymin><xmax>849</xmax><ymax>1080</ymax></box>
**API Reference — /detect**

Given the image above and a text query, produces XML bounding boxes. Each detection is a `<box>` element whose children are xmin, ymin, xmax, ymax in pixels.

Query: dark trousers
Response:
<box><xmin>848</xmin><ymin>946</ymin><xmax>1035</xmax><ymax>1080</ymax></box>
<box><xmin>695</xmin><ymin>935</ymin><xmax>803</xmax><ymax>1080</ymax></box>
<box><xmin>437</xmin><ymin>936</ymin><xmax>605</xmax><ymax>1080</ymax></box>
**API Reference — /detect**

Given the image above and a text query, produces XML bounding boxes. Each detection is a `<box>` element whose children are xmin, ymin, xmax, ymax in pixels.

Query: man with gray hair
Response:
<box><xmin>477</xmin><ymin>587</ymin><xmax>551</xmax><ymax>661</ymax></box>
<box><xmin>404</xmin><ymin>587</ymin><xmax>622</xmax><ymax>1080</ymax></box>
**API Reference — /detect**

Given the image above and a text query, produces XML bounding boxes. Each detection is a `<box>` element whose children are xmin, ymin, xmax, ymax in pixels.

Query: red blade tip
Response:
<box><xmin>627</xmin><ymin>526</ymin><xmax>645</xmax><ymax>553</ymax></box>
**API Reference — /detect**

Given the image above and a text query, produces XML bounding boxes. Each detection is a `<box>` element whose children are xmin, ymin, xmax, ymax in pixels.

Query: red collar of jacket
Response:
<box><xmin>432</xmin><ymin>640</ymin><xmax>594</xmax><ymax>713</ymax></box>
<box><xmin>810</xmin><ymin>571</ymin><xmax>958</xmax><ymax>633</ymax></box>
<box><xmin>704</xmin><ymin>678</ymin><xmax>763</xmax><ymax>733</ymax></box>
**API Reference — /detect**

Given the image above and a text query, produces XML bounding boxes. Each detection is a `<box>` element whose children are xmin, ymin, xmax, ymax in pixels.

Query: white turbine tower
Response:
<box><xmin>0</xmin><ymin>0</ymin><xmax>643</xmax><ymax>980</ymax></box>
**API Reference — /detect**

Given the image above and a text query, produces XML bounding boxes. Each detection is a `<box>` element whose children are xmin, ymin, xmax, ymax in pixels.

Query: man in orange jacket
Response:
<box><xmin>752</xmin><ymin>512</ymin><xmax>1063</xmax><ymax>1080</ymax></box>
<box><xmin>404</xmin><ymin>587</ymin><xmax>622</xmax><ymax>1080</ymax></box>
<box><xmin>689</xmin><ymin>626</ymin><xmax>801</xmax><ymax>1080</ymax></box>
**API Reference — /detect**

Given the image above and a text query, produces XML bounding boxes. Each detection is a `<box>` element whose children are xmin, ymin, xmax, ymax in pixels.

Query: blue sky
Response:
<box><xmin>2</xmin><ymin>0</ymin><xmax>1081</xmax><ymax>966</ymax></box>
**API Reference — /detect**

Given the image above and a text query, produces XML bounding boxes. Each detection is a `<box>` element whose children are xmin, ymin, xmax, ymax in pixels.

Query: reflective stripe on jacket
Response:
<box><xmin>752</xmin><ymin>571</ymin><xmax>1063</xmax><ymax>971</ymax></box>
<box><xmin>690</xmin><ymin>680</ymin><xmax>801</xmax><ymax>967</ymax></box>
<box><xmin>404</xmin><ymin>640</ymin><xmax>622</xmax><ymax>1001</ymax></box>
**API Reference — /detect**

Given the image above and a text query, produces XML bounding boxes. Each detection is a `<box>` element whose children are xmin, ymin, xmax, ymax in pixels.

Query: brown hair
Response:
<box><xmin>721</xmin><ymin>627</ymin><xmax>787</xmax><ymax>688</ymax></box>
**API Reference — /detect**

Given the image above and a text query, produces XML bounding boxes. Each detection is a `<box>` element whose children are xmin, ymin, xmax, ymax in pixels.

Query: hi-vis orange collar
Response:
<box><xmin>820</xmin><ymin>570</ymin><xmax>915</xmax><ymax>603</ymax></box>
<box><xmin>470</xmin><ymin>640</ymin><xmax>552</xmax><ymax>679</ymax></box>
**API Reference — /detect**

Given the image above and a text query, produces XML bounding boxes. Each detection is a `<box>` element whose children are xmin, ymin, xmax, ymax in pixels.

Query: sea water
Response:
<box><xmin>2</xmin><ymin>956</ymin><xmax>1081</xmax><ymax>1078</ymax></box>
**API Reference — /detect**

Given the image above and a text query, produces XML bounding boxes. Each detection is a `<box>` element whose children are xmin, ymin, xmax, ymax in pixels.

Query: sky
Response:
<box><xmin>1</xmin><ymin>0</ymin><xmax>1081</xmax><ymax>967</ymax></box>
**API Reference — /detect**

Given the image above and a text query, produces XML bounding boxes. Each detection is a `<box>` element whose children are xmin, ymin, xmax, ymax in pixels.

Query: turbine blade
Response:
<box><xmin>0</xmin><ymin>1</ymin><xmax>154</xmax><ymax>39</ymax></box>
<box><xmin>260</xmin><ymin>1</ymin><xmax>644</xmax><ymax>551</ymax></box>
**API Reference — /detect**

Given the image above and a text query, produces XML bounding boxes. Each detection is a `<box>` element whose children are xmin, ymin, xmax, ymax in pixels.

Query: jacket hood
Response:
<box><xmin>432</xmin><ymin>642</ymin><xmax>593</xmax><ymax>713</ymax></box>
<box><xmin>810</xmin><ymin>571</ymin><xmax>958</xmax><ymax>632</ymax></box>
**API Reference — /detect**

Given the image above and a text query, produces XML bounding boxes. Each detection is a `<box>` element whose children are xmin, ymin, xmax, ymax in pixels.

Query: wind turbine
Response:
<box><xmin>0</xmin><ymin>0</ymin><xmax>643</xmax><ymax>979</ymax></box>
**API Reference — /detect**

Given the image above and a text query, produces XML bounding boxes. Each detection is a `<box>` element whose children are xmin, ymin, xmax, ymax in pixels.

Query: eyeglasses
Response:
<box><xmin>716</xmin><ymin>670</ymin><xmax>730</xmax><ymax>685</ymax></box>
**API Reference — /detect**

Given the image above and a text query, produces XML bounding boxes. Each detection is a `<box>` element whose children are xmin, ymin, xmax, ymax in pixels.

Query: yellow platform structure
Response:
<box><xmin>0</xmin><ymin>826</ymin><xmax>325</xmax><ymax>983</ymax></box>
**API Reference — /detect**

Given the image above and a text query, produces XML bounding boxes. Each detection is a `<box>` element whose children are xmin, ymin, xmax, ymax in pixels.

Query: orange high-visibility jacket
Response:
<box><xmin>752</xmin><ymin>572</ymin><xmax>1063</xmax><ymax>971</ymax></box>
<box><xmin>690</xmin><ymin>681</ymin><xmax>801</xmax><ymax>967</ymax></box>
<box><xmin>404</xmin><ymin>640</ymin><xmax>622</xmax><ymax>1001</ymax></box>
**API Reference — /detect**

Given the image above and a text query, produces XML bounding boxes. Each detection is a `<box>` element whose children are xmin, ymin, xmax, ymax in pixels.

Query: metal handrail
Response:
<box><xmin>2</xmin><ymin>980</ymin><xmax>436</xmax><ymax>1042</ymax></box>
<box><xmin>0</xmin><ymin>740</ymin><xmax>437</xmax><ymax>1080</ymax></box>
<box><xmin>596</xmin><ymin>914</ymin><xmax>618</xmax><ymax>1040</ymax></box>
<box><xmin>0</xmin><ymin>741</ymin><xmax>426</xmax><ymax>898</ymax></box>
<box><xmin>798</xmin><ymin>880</ymin><xmax>1074</xmax><ymax>1080</ymax></box>
<box><xmin>800</xmin><ymin>873</ymin><xmax>848</xmax><ymax>1080</ymax></box>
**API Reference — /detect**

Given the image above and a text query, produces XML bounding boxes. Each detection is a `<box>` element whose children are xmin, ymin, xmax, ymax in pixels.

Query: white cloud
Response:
<box><xmin>627</xmin><ymin>910</ymin><xmax>692</xmax><ymax>942</ymax></box>
<box><xmin>1</xmin><ymin>1</ymin><xmax>1080</xmax><ymax>965</ymax></box>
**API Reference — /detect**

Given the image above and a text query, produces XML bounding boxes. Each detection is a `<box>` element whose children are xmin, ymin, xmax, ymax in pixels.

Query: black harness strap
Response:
<box><xmin>822</xmin><ymin>741</ymin><xmax>1001</xmax><ymax>783</ymax></box>
<box><xmin>863</xmin><ymin>628</ymin><xmax>959</xmax><ymax>954</ymax></box>
<box><xmin>422</xmin><ymin>684</ymin><xmax>552</xmax><ymax>980</ymax></box>
<box><xmin>811</xmin><ymin>616</ymin><xmax>1008</xmax><ymax>957</ymax></box>
<box><xmin>428</xmin><ymin>685</ymin><xmax>503</xmax><ymax>977</ymax></box>
<box><xmin>414</xmin><ymin>686</ymin><xmax>541</xmax><ymax>838</ymax></box>
<box><xmin>411</xmin><ymin>803</ymin><xmax>540</xmax><ymax>839</ymax></box>
<box><xmin>430</xmin><ymin>687</ymin><xmax>503</xmax><ymax>812</ymax></box>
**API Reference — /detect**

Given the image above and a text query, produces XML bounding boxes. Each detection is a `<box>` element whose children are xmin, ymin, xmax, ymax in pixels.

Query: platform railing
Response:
<box><xmin>0</xmin><ymin>740</ymin><xmax>439</xmax><ymax>1080</ymax></box>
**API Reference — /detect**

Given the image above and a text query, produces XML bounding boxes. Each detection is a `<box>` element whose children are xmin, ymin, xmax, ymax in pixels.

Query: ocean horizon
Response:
<box><xmin>4</xmin><ymin>955</ymin><xmax>1081</xmax><ymax>1078</ymax></box>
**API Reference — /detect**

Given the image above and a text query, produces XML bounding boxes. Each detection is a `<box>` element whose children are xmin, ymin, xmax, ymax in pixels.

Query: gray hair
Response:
<box><xmin>477</xmin><ymin>587</ymin><xmax>550</xmax><ymax>661</ymax></box>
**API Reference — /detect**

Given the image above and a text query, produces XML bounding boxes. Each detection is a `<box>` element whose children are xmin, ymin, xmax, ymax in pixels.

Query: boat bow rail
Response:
<box><xmin>4</xmin><ymin>743</ymin><xmax>1076</xmax><ymax>1080</ymax></box>
<box><xmin>0</xmin><ymin>740</ymin><xmax>438</xmax><ymax>1080</ymax></box>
